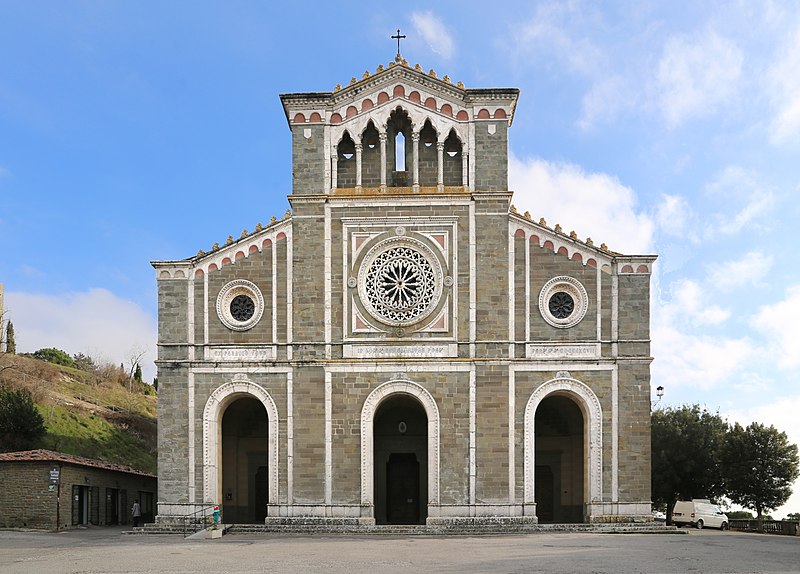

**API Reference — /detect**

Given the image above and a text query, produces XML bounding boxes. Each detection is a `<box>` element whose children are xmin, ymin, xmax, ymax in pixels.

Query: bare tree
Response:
<box><xmin>126</xmin><ymin>347</ymin><xmax>147</xmax><ymax>411</ymax></box>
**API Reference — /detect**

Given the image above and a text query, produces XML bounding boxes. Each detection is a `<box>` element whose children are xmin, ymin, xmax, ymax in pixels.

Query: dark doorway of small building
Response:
<box><xmin>105</xmin><ymin>488</ymin><xmax>121</xmax><ymax>525</ymax></box>
<box><xmin>374</xmin><ymin>395</ymin><xmax>427</xmax><ymax>525</ymax></box>
<box><xmin>221</xmin><ymin>396</ymin><xmax>269</xmax><ymax>524</ymax></box>
<box><xmin>534</xmin><ymin>394</ymin><xmax>585</xmax><ymax>524</ymax></box>
<box><xmin>72</xmin><ymin>485</ymin><xmax>90</xmax><ymax>526</ymax></box>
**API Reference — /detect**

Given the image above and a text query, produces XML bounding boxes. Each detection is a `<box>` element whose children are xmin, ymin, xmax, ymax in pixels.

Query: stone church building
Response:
<box><xmin>152</xmin><ymin>55</ymin><xmax>656</xmax><ymax>527</ymax></box>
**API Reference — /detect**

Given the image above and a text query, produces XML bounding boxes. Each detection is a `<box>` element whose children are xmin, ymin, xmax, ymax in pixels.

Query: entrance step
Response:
<box><xmin>227</xmin><ymin>522</ymin><xmax>683</xmax><ymax>536</ymax></box>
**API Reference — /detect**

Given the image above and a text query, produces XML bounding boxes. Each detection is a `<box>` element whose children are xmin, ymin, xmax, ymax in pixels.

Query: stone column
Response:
<box><xmin>412</xmin><ymin>132</ymin><xmax>420</xmax><ymax>192</ymax></box>
<box><xmin>379</xmin><ymin>132</ymin><xmax>387</xmax><ymax>192</ymax></box>
<box><xmin>331</xmin><ymin>150</ymin><xmax>338</xmax><ymax>191</ymax></box>
<box><xmin>355</xmin><ymin>143</ymin><xmax>363</xmax><ymax>191</ymax></box>
<box><xmin>437</xmin><ymin>141</ymin><xmax>445</xmax><ymax>192</ymax></box>
<box><xmin>461</xmin><ymin>149</ymin><xmax>468</xmax><ymax>190</ymax></box>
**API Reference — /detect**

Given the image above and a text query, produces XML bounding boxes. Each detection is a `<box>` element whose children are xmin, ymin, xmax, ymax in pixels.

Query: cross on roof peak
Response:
<box><xmin>391</xmin><ymin>28</ymin><xmax>406</xmax><ymax>62</ymax></box>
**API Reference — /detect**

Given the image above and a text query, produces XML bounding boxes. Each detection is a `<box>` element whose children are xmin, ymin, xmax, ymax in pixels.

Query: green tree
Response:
<box><xmin>134</xmin><ymin>364</ymin><xmax>142</xmax><ymax>383</ymax></box>
<box><xmin>32</xmin><ymin>347</ymin><xmax>76</xmax><ymax>368</ymax></box>
<box><xmin>787</xmin><ymin>512</ymin><xmax>800</xmax><ymax>520</ymax></box>
<box><xmin>651</xmin><ymin>405</ymin><xmax>728</xmax><ymax>524</ymax></box>
<box><xmin>0</xmin><ymin>386</ymin><xmax>46</xmax><ymax>451</ymax></box>
<box><xmin>72</xmin><ymin>352</ymin><xmax>97</xmax><ymax>372</ymax></box>
<box><xmin>721</xmin><ymin>422</ymin><xmax>800</xmax><ymax>528</ymax></box>
<box><xmin>5</xmin><ymin>321</ymin><xmax>15</xmax><ymax>354</ymax></box>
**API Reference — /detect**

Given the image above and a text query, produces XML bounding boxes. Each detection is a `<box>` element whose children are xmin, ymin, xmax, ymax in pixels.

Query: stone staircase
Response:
<box><xmin>124</xmin><ymin>520</ymin><xmax>682</xmax><ymax>537</ymax></box>
<box><xmin>228</xmin><ymin>521</ymin><xmax>682</xmax><ymax>536</ymax></box>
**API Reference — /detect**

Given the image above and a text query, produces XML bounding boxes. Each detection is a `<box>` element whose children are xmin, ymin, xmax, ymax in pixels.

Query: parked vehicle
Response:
<box><xmin>672</xmin><ymin>499</ymin><xmax>729</xmax><ymax>530</ymax></box>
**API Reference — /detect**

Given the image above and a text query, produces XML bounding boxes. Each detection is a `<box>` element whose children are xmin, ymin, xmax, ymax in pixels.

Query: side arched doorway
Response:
<box><xmin>373</xmin><ymin>395</ymin><xmax>428</xmax><ymax>524</ymax></box>
<box><xmin>524</xmin><ymin>377</ymin><xmax>603</xmax><ymax>524</ymax></box>
<box><xmin>202</xmin><ymin>378</ymin><xmax>280</xmax><ymax>525</ymax></box>
<box><xmin>221</xmin><ymin>397</ymin><xmax>269</xmax><ymax>524</ymax></box>
<box><xmin>534</xmin><ymin>395</ymin><xmax>584</xmax><ymax>523</ymax></box>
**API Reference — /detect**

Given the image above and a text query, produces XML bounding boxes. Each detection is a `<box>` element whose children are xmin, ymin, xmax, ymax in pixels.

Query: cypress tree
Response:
<box><xmin>5</xmin><ymin>321</ymin><xmax>15</xmax><ymax>354</ymax></box>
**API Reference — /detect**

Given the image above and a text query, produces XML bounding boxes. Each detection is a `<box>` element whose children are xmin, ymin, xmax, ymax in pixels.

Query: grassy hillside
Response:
<box><xmin>0</xmin><ymin>353</ymin><xmax>157</xmax><ymax>473</ymax></box>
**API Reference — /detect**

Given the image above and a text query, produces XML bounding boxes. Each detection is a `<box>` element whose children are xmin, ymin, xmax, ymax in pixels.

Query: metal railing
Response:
<box><xmin>729</xmin><ymin>519</ymin><xmax>799</xmax><ymax>535</ymax></box>
<box><xmin>181</xmin><ymin>504</ymin><xmax>221</xmax><ymax>537</ymax></box>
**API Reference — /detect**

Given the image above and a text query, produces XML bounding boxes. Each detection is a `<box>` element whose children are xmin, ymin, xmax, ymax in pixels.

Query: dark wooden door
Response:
<box><xmin>386</xmin><ymin>453</ymin><xmax>420</xmax><ymax>524</ymax></box>
<box><xmin>535</xmin><ymin>465</ymin><xmax>555</xmax><ymax>523</ymax></box>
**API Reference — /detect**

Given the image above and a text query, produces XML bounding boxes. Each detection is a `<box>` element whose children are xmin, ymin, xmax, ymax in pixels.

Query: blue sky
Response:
<box><xmin>2</xmin><ymin>2</ymin><xmax>799</xmax><ymax>517</ymax></box>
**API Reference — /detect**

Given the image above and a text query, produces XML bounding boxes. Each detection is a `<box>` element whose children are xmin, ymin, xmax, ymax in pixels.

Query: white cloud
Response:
<box><xmin>702</xmin><ymin>166</ymin><xmax>775</xmax><ymax>238</ymax></box>
<box><xmin>652</xmin><ymin>322</ymin><xmax>752</xmax><ymax>391</ymax></box>
<box><xmin>707</xmin><ymin>251</ymin><xmax>773</xmax><ymax>291</ymax></box>
<box><xmin>655</xmin><ymin>194</ymin><xmax>696</xmax><ymax>240</ymax></box>
<box><xmin>578</xmin><ymin>75</ymin><xmax>635</xmax><ymax>130</ymax></box>
<box><xmin>666</xmin><ymin>279</ymin><xmax>730</xmax><ymax>326</ymax></box>
<box><xmin>0</xmin><ymin>165</ymin><xmax>10</xmax><ymax>178</ymax></box>
<box><xmin>656</xmin><ymin>30</ymin><xmax>743</xmax><ymax>127</ymax></box>
<box><xmin>508</xmin><ymin>154</ymin><xmax>655</xmax><ymax>254</ymax></box>
<box><xmin>750</xmin><ymin>285</ymin><xmax>800</xmax><ymax>369</ymax></box>
<box><xmin>410</xmin><ymin>11</ymin><xmax>454</xmax><ymax>60</ymax></box>
<box><xmin>767</xmin><ymin>20</ymin><xmax>800</xmax><ymax>144</ymax></box>
<box><xmin>510</xmin><ymin>2</ymin><xmax>604</xmax><ymax>76</ymax></box>
<box><xmin>4</xmin><ymin>288</ymin><xmax>157</xmax><ymax>380</ymax></box>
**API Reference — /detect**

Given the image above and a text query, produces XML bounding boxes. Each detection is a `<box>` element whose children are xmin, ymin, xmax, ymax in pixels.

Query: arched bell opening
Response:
<box><xmin>534</xmin><ymin>394</ymin><xmax>585</xmax><ymax>524</ymax></box>
<box><xmin>361</xmin><ymin>122</ymin><xmax>381</xmax><ymax>188</ymax></box>
<box><xmin>337</xmin><ymin>131</ymin><xmax>356</xmax><ymax>188</ymax></box>
<box><xmin>443</xmin><ymin>129</ymin><xmax>463</xmax><ymax>186</ymax></box>
<box><xmin>373</xmin><ymin>395</ymin><xmax>428</xmax><ymax>525</ymax></box>
<box><xmin>220</xmin><ymin>396</ymin><xmax>269</xmax><ymax>524</ymax></box>
<box><xmin>418</xmin><ymin>120</ymin><xmax>438</xmax><ymax>187</ymax></box>
<box><xmin>387</xmin><ymin>108</ymin><xmax>412</xmax><ymax>187</ymax></box>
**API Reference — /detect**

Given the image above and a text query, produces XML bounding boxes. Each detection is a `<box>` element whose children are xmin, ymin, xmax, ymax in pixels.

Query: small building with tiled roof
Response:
<box><xmin>0</xmin><ymin>450</ymin><xmax>156</xmax><ymax>530</ymax></box>
<box><xmin>151</xmin><ymin>50</ymin><xmax>656</xmax><ymax>528</ymax></box>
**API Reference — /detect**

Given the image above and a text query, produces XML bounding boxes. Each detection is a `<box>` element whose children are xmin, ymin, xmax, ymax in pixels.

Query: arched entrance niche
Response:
<box><xmin>523</xmin><ymin>377</ymin><xmax>602</xmax><ymax>523</ymax></box>
<box><xmin>361</xmin><ymin>380</ymin><xmax>440</xmax><ymax>524</ymax></box>
<box><xmin>203</xmin><ymin>377</ymin><xmax>279</xmax><ymax>523</ymax></box>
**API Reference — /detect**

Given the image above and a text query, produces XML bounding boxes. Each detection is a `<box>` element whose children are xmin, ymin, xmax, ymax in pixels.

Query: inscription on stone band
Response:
<box><xmin>526</xmin><ymin>343</ymin><xmax>599</xmax><ymax>359</ymax></box>
<box><xmin>205</xmin><ymin>346</ymin><xmax>276</xmax><ymax>361</ymax></box>
<box><xmin>345</xmin><ymin>344</ymin><xmax>456</xmax><ymax>359</ymax></box>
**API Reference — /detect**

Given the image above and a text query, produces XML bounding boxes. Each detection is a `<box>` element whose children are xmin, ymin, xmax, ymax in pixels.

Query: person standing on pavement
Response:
<box><xmin>132</xmin><ymin>499</ymin><xmax>142</xmax><ymax>527</ymax></box>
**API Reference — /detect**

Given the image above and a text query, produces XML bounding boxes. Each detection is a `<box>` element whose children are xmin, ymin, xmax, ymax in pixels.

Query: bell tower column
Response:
<box><xmin>437</xmin><ymin>141</ymin><xmax>445</xmax><ymax>192</ymax></box>
<box><xmin>412</xmin><ymin>132</ymin><xmax>420</xmax><ymax>192</ymax></box>
<box><xmin>355</xmin><ymin>142</ymin><xmax>363</xmax><ymax>191</ymax></box>
<box><xmin>379</xmin><ymin>132</ymin><xmax>387</xmax><ymax>192</ymax></box>
<box><xmin>331</xmin><ymin>150</ymin><xmax>338</xmax><ymax>191</ymax></box>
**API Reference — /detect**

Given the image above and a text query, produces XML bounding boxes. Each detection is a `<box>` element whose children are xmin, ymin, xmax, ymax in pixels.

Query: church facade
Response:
<box><xmin>152</xmin><ymin>56</ymin><xmax>656</xmax><ymax>527</ymax></box>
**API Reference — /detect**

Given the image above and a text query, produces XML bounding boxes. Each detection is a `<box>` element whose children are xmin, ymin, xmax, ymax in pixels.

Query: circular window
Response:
<box><xmin>357</xmin><ymin>237</ymin><xmax>443</xmax><ymax>326</ymax></box>
<box><xmin>217</xmin><ymin>280</ymin><xmax>264</xmax><ymax>331</ymax></box>
<box><xmin>539</xmin><ymin>276</ymin><xmax>588</xmax><ymax>328</ymax></box>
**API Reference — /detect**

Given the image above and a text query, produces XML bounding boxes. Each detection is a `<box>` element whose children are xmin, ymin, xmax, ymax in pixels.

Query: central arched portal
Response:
<box><xmin>373</xmin><ymin>395</ymin><xmax>428</xmax><ymax>524</ymax></box>
<box><xmin>220</xmin><ymin>397</ymin><xmax>269</xmax><ymax>524</ymax></box>
<box><xmin>534</xmin><ymin>395</ymin><xmax>585</xmax><ymax>523</ymax></box>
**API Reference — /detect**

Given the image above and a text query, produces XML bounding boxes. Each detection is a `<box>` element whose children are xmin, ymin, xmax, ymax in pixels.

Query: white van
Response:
<box><xmin>672</xmin><ymin>499</ymin><xmax>729</xmax><ymax>530</ymax></box>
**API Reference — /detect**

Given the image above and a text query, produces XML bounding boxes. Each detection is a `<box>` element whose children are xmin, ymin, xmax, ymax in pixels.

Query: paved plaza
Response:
<box><xmin>1</xmin><ymin>528</ymin><xmax>798</xmax><ymax>573</ymax></box>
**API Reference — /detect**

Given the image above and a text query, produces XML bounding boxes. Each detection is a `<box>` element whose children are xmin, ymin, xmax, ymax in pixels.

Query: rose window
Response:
<box><xmin>548</xmin><ymin>292</ymin><xmax>575</xmax><ymax>319</ymax></box>
<box><xmin>216</xmin><ymin>280</ymin><xmax>264</xmax><ymax>331</ymax></box>
<box><xmin>230</xmin><ymin>294</ymin><xmax>255</xmax><ymax>322</ymax></box>
<box><xmin>538</xmin><ymin>276</ymin><xmax>588</xmax><ymax>329</ymax></box>
<box><xmin>358</xmin><ymin>238</ymin><xmax>442</xmax><ymax>326</ymax></box>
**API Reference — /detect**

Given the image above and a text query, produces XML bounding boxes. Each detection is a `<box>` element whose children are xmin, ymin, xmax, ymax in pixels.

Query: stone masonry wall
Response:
<box><xmin>528</xmin><ymin>243</ymin><xmax>599</xmax><ymax>342</ymax></box>
<box><xmin>292</xmin><ymin>124</ymin><xmax>325</xmax><ymax>195</ymax></box>
<box><xmin>475</xmin><ymin>198</ymin><xmax>509</xmax><ymax>342</ymax></box>
<box><xmin>475</xmin><ymin>363</ymin><xmax>509</xmax><ymax>502</ymax></box>
<box><xmin>617</xmin><ymin>362</ymin><xmax>652</xmax><ymax>502</ymax></box>
<box><xmin>205</xmin><ymin>246</ymin><xmax>274</xmax><ymax>346</ymax></box>
<box><xmin>474</xmin><ymin>121</ymin><xmax>508</xmax><ymax>191</ymax></box>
